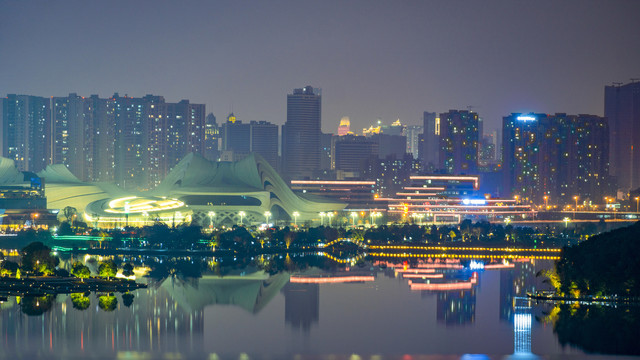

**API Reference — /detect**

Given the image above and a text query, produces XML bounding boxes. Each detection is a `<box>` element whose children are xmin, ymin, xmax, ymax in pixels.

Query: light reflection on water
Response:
<box><xmin>0</xmin><ymin>255</ymin><xmax>635</xmax><ymax>359</ymax></box>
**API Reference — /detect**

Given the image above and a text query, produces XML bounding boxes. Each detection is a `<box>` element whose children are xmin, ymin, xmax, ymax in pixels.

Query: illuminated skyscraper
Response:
<box><xmin>503</xmin><ymin>113</ymin><xmax>550</xmax><ymax>201</ymax></box>
<box><xmin>438</xmin><ymin>110</ymin><xmax>479</xmax><ymax>174</ymax></box>
<box><xmin>282</xmin><ymin>86</ymin><xmax>321</xmax><ymax>180</ymax></box>
<box><xmin>337</xmin><ymin>116</ymin><xmax>351</xmax><ymax>136</ymax></box>
<box><xmin>605</xmin><ymin>81</ymin><xmax>640</xmax><ymax>191</ymax></box>
<box><xmin>503</xmin><ymin>113</ymin><xmax>610</xmax><ymax>203</ymax></box>
<box><xmin>405</xmin><ymin>125</ymin><xmax>423</xmax><ymax>159</ymax></box>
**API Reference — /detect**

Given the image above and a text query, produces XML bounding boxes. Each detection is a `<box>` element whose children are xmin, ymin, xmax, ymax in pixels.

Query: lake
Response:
<box><xmin>0</xmin><ymin>254</ymin><xmax>638</xmax><ymax>359</ymax></box>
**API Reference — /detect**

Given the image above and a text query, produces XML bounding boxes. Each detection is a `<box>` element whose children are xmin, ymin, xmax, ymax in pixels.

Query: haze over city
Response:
<box><xmin>2</xmin><ymin>0</ymin><xmax>639</xmax><ymax>133</ymax></box>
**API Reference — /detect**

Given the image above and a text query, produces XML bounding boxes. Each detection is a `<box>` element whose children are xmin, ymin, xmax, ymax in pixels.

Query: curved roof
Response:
<box><xmin>158</xmin><ymin>272</ymin><xmax>290</xmax><ymax>313</ymax></box>
<box><xmin>0</xmin><ymin>157</ymin><xmax>26</xmax><ymax>185</ymax></box>
<box><xmin>37</xmin><ymin>164</ymin><xmax>82</xmax><ymax>183</ymax></box>
<box><xmin>37</xmin><ymin>164</ymin><xmax>128</xmax><ymax>213</ymax></box>
<box><xmin>154</xmin><ymin>153</ymin><xmax>264</xmax><ymax>194</ymax></box>
<box><xmin>155</xmin><ymin>153</ymin><xmax>346</xmax><ymax>220</ymax></box>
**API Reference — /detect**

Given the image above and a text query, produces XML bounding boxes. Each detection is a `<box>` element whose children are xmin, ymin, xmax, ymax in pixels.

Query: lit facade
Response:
<box><xmin>503</xmin><ymin>113</ymin><xmax>610</xmax><ymax>203</ymax></box>
<box><xmin>35</xmin><ymin>153</ymin><xmax>346</xmax><ymax>228</ymax></box>
<box><xmin>3</xmin><ymin>93</ymin><xmax>206</xmax><ymax>190</ymax></box>
<box><xmin>2</xmin><ymin>94</ymin><xmax>51</xmax><ymax>172</ymax></box>
<box><xmin>438</xmin><ymin>110</ymin><xmax>479</xmax><ymax>174</ymax></box>
<box><xmin>337</xmin><ymin>116</ymin><xmax>351</xmax><ymax>136</ymax></box>
<box><xmin>377</xmin><ymin>174</ymin><xmax>535</xmax><ymax>224</ymax></box>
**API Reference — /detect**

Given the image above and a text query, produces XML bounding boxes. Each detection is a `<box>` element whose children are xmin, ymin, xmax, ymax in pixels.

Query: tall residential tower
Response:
<box><xmin>282</xmin><ymin>86</ymin><xmax>321</xmax><ymax>180</ymax></box>
<box><xmin>605</xmin><ymin>81</ymin><xmax>640</xmax><ymax>191</ymax></box>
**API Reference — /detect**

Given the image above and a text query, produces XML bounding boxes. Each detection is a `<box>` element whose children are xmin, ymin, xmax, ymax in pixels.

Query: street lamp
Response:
<box><xmin>327</xmin><ymin>212</ymin><xmax>334</xmax><ymax>227</ymax></box>
<box><xmin>514</xmin><ymin>195</ymin><xmax>519</xmax><ymax>204</ymax></box>
<box><xmin>543</xmin><ymin>195</ymin><xmax>548</xmax><ymax>209</ymax></box>
<box><xmin>563</xmin><ymin>217</ymin><xmax>571</xmax><ymax>228</ymax></box>
<box><xmin>635</xmin><ymin>197</ymin><xmax>639</xmax><ymax>213</ymax></box>
<box><xmin>504</xmin><ymin>217</ymin><xmax>511</xmax><ymax>226</ymax></box>
<box><xmin>320</xmin><ymin>212</ymin><xmax>326</xmax><ymax>226</ymax></box>
<box><xmin>350</xmin><ymin>212</ymin><xmax>358</xmax><ymax>227</ymax></box>
<box><xmin>238</xmin><ymin>211</ymin><xmax>246</xmax><ymax>225</ymax></box>
<box><xmin>292</xmin><ymin>211</ymin><xmax>300</xmax><ymax>227</ymax></box>
<box><xmin>370</xmin><ymin>211</ymin><xmax>382</xmax><ymax>227</ymax></box>
<box><xmin>264</xmin><ymin>211</ymin><xmax>271</xmax><ymax>225</ymax></box>
<box><xmin>208</xmin><ymin>211</ymin><xmax>216</xmax><ymax>229</ymax></box>
<box><xmin>573</xmin><ymin>196</ymin><xmax>579</xmax><ymax>219</ymax></box>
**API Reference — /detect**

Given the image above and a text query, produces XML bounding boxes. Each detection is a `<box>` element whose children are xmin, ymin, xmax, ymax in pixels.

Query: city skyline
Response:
<box><xmin>1</xmin><ymin>1</ymin><xmax>639</xmax><ymax>134</ymax></box>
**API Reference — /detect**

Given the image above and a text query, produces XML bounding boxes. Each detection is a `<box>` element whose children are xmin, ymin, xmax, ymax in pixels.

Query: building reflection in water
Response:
<box><xmin>0</xmin><ymin>256</ymin><xmax>558</xmax><ymax>358</ymax></box>
<box><xmin>0</xmin><ymin>270</ymin><xmax>291</xmax><ymax>356</ymax></box>
<box><xmin>282</xmin><ymin>282</ymin><xmax>319</xmax><ymax>332</ymax></box>
<box><xmin>0</xmin><ymin>288</ymin><xmax>205</xmax><ymax>355</ymax></box>
<box><xmin>500</xmin><ymin>260</ymin><xmax>540</xmax><ymax>323</ymax></box>
<box><xmin>436</xmin><ymin>288</ymin><xmax>476</xmax><ymax>326</ymax></box>
<box><xmin>504</xmin><ymin>300</ymin><xmax>539</xmax><ymax>360</ymax></box>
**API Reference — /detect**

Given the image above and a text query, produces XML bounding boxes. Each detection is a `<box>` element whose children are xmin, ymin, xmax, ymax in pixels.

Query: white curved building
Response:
<box><xmin>34</xmin><ymin>153</ymin><xmax>345</xmax><ymax>227</ymax></box>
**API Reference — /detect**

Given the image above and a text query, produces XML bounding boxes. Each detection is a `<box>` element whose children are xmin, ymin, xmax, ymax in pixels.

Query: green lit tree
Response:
<box><xmin>71</xmin><ymin>262</ymin><xmax>91</xmax><ymax>279</ymax></box>
<box><xmin>21</xmin><ymin>242</ymin><xmax>59</xmax><ymax>276</ymax></box>
<box><xmin>70</xmin><ymin>293</ymin><xmax>90</xmax><ymax>310</ymax></box>
<box><xmin>98</xmin><ymin>294</ymin><xmax>118</xmax><ymax>311</ymax></box>
<box><xmin>98</xmin><ymin>260</ymin><xmax>117</xmax><ymax>278</ymax></box>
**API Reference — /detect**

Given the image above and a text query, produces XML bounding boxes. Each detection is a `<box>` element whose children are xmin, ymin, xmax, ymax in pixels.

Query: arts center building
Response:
<box><xmin>0</xmin><ymin>153</ymin><xmax>345</xmax><ymax>229</ymax></box>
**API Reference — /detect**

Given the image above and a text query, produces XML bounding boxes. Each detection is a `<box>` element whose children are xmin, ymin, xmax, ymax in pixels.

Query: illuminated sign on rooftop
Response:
<box><xmin>516</xmin><ymin>115</ymin><xmax>536</xmax><ymax>121</ymax></box>
<box><xmin>462</xmin><ymin>199</ymin><xmax>487</xmax><ymax>206</ymax></box>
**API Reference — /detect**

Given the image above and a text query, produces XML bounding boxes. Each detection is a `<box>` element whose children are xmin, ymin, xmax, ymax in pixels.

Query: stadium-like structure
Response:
<box><xmin>34</xmin><ymin>153</ymin><xmax>345</xmax><ymax>228</ymax></box>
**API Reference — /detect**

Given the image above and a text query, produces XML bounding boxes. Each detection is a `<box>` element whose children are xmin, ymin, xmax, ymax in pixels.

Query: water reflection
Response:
<box><xmin>542</xmin><ymin>303</ymin><xmax>640</xmax><ymax>356</ymax></box>
<box><xmin>0</xmin><ymin>253</ymin><xmax>632</xmax><ymax>358</ymax></box>
<box><xmin>283</xmin><ymin>282</ymin><xmax>319</xmax><ymax>332</ymax></box>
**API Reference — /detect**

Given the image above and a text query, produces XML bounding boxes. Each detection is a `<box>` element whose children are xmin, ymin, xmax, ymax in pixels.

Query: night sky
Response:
<box><xmin>1</xmin><ymin>0</ymin><xmax>638</xmax><ymax>134</ymax></box>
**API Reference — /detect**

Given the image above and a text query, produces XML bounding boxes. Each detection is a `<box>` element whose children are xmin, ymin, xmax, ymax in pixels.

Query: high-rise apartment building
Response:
<box><xmin>405</xmin><ymin>125</ymin><xmax>423</xmax><ymax>159</ymax></box>
<box><xmin>2</xmin><ymin>95</ymin><xmax>51</xmax><ymax>172</ymax></box>
<box><xmin>503</xmin><ymin>113</ymin><xmax>610</xmax><ymax>203</ymax></box>
<box><xmin>52</xmin><ymin>94</ymin><xmax>90</xmax><ymax>180</ymax></box>
<box><xmin>2</xmin><ymin>92</ymin><xmax>205</xmax><ymax>189</ymax></box>
<box><xmin>282</xmin><ymin>86</ymin><xmax>321</xmax><ymax>180</ymax></box>
<box><xmin>372</xmin><ymin>133</ymin><xmax>407</xmax><ymax>160</ymax></box>
<box><xmin>503</xmin><ymin>113</ymin><xmax>551</xmax><ymax>202</ymax></box>
<box><xmin>320</xmin><ymin>133</ymin><xmax>333</xmax><ymax>171</ymax></box>
<box><xmin>204</xmin><ymin>113</ymin><xmax>219</xmax><ymax>162</ymax></box>
<box><xmin>334</xmin><ymin>135</ymin><xmax>378</xmax><ymax>175</ymax></box>
<box><xmin>85</xmin><ymin>95</ymin><xmax>114</xmax><ymax>182</ymax></box>
<box><xmin>438</xmin><ymin>110</ymin><xmax>479</xmax><ymax>174</ymax></box>
<box><xmin>605</xmin><ymin>81</ymin><xmax>640</xmax><ymax>191</ymax></box>
<box><xmin>250</xmin><ymin>120</ymin><xmax>279</xmax><ymax>169</ymax></box>
<box><xmin>419</xmin><ymin>111</ymin><xmax>439</xmax><ymax>170</ymax></box>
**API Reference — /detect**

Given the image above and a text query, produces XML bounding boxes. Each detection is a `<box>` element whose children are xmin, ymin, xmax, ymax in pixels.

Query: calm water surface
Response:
<box><xmin>0</xmin><ymin>255</ymin><xmax>638</xmax><ymax>359</ymax></box>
